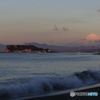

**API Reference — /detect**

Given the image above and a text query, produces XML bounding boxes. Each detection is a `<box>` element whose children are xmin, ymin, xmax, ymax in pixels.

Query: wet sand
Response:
<box><xmin>15</xmin><ymin>83</ymin><xmax>100</xmax><ymax>100</ymax></box>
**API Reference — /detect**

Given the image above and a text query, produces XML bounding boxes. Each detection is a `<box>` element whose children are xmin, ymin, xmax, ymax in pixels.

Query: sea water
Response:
<box><xmin>0</xmin><ymin>53</ymin><xmax>100</xmax><ymax>99</ymax></box>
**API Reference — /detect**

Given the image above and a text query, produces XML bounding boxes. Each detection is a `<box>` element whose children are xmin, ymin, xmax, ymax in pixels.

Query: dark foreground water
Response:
<box><xmin>0</xmin><ymin>53</ymin><xmax>100</xmax><ymax>99</ymax></box>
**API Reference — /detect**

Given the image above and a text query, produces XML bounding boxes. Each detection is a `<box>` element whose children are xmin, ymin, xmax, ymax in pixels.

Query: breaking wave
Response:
<box><xmin>0</xmin><ymin>70</ymin><xmax>100</xmax><ymax>99</ymax></box>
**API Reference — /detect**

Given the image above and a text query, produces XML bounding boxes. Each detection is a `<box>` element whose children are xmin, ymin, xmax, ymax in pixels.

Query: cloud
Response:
<box><xmin>53</xmin><ymin>25</ymin><xmax>69</xmax><ymax>32</ymax></box>
<box><xmin>53</xmin><ymin>25</ymin><xmax>59</xmax><ymax>31</ymax></box>
<box><xmin>97</xmin><ymin>9</ymin><xmax>100</xmax><ymax>12</ymax></box>
<box><xmin>62</xmin><ymin>27</ymin><xmax>69</xmax><ymax>32</ymax></box>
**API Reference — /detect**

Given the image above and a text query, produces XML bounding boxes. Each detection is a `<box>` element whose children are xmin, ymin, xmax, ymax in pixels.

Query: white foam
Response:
<box><xmin>0</xmin><ymin>70</ymin><xmax>100</xmax><ymax>99</ymax></box>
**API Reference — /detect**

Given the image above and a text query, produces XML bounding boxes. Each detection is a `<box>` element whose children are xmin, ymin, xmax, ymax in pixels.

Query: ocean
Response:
<box><xmin>0</xmin><ymin>53</ymin><xmax>100</xmax><ymax>99</ymax></box>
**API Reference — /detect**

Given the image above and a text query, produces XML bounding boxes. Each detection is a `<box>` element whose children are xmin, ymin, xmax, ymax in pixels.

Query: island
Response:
<box><xmin>2</xmin><ymin>45</ymin><xmax>54</xmax><ymax>53</ymax></box>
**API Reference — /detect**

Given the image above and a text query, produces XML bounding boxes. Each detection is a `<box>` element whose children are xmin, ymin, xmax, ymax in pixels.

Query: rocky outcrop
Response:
<box><xmin>3</xmin><ymin>45</ymin><xmax>54</xmax><ymax>53</ymax></box>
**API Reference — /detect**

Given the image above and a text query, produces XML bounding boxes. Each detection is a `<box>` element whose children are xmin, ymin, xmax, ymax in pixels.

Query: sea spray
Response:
<box><xmin>0</xmin><ymin>70</ymin><xmax>100</xmax><ymax>99</ymax></box>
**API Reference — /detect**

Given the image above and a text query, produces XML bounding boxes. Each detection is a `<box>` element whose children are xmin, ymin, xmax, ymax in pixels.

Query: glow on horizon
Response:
<box><xmin>0</xmin><ymin>0</ymin><xmax>100</xmax><ymax>45</ymax></box>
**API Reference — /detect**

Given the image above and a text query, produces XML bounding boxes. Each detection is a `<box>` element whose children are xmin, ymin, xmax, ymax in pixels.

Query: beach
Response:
<box><xmin>17</xmin><ymin>83</ymin><xmax>100</xmax><ymax>100</ymax></box>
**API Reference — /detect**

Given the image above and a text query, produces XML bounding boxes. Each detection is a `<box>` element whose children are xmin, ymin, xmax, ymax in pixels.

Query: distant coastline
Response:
<box><xmin>0</xmin><ymin>44</ymin><xmax>100</xmax><ymax>53</ymax></box>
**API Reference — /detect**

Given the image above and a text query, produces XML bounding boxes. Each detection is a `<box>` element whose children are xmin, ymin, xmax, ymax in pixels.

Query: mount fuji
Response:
<box><xmin>66</xmin><ymin>34</ymin><xmax>100</xmax><ymax>47</ymax></box>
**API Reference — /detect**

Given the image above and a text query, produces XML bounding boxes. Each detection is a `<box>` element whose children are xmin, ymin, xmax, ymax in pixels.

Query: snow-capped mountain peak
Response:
<box><xmin>67</xmin><ymin>33</ymin><xmax>100</xmax><ymax>47</ymax></box>
<box><xmin>83</xmin><ymin>33</ymin><xmax>100</xmax><ymax>41</ymax></box>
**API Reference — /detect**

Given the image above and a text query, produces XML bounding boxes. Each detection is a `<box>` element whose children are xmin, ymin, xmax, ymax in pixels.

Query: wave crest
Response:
<box><xmin>74</xmin><ymin>70</ymin><xmax>100</xmax><ymax>82</ymax></box>
<box><xmin>0</xmin><ymin>70</ymin><xmax>100</xmax><ymax>99</ymax></box>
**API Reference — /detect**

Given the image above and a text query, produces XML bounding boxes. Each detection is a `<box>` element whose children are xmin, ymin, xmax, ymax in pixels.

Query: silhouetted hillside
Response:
<box><xmin>27</xmin><ymin>42</ymin><xmax>68</xmax><ymax>51</ymax></box>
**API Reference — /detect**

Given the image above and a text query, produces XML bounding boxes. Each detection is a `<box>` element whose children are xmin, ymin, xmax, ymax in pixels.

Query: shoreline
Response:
<box><xmin>0</xmin><ymin>51</ymin><xmax>99</xmax><ymax>53</ymax></box>
<box><xmin>14</xmin><ymin>83</ymin><xmax>100</xmax><ymax>100</ymax></box>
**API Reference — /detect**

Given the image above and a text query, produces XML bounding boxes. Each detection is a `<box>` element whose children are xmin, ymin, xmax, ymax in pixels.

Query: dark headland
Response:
<box><xmin>1</xmin><ymin>45</ymin><xmax>55</xmax><ymax>53</ymax></box>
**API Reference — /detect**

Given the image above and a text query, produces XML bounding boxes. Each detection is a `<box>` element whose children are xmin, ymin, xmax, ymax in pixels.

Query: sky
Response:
<box><xmin>0</xmin><ymin>0</ymin><xmax>100</xmax><ymax>46</ymax></box>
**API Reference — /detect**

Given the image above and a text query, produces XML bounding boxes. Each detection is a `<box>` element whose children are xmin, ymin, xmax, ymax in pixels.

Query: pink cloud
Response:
<box><xmin>62</xmin><ymin>27</ymin><xmax>69</xmax><ymax>31</ymax></box>
<box><xmin>97</xmin><ymin>9</ymin><xmax>100</xmax><ymax>12</ymax></box>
